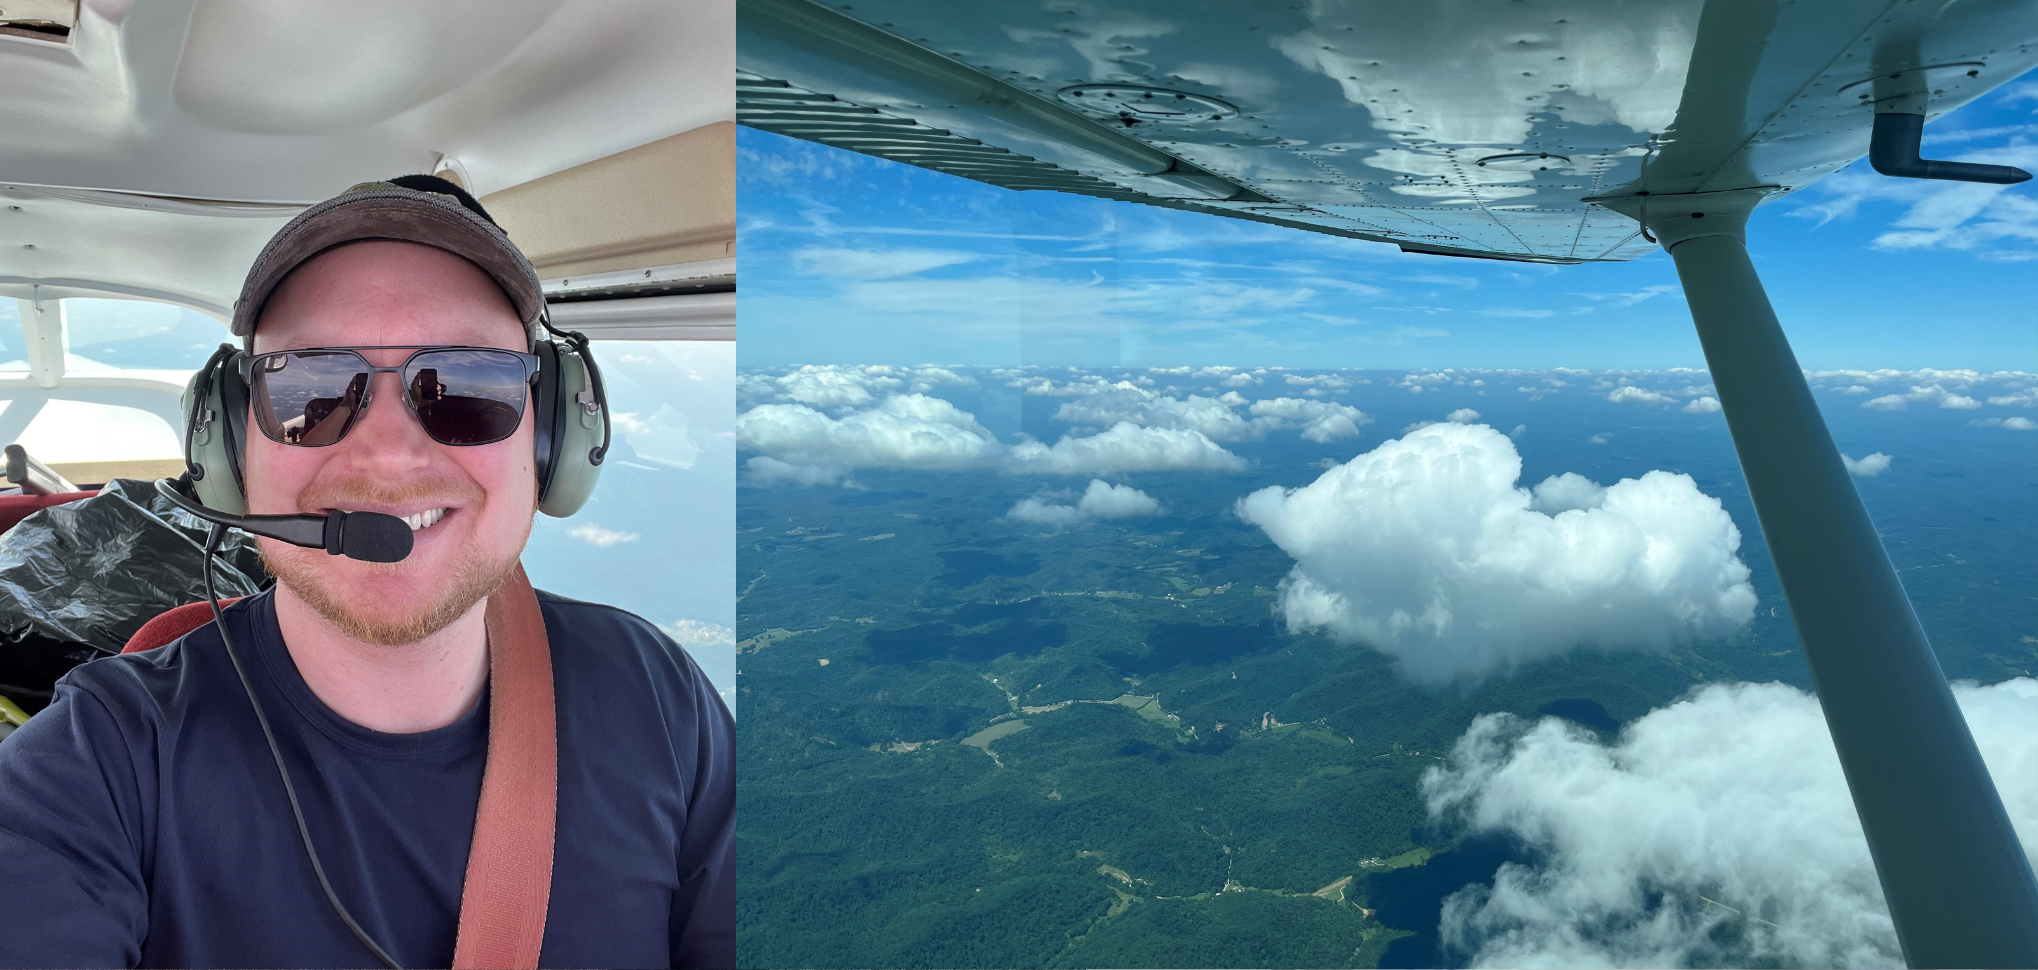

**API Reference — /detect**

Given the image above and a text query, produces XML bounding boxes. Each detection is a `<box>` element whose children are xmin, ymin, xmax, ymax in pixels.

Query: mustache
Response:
<box><xmin>295</xmin><ymin>474</ymin><xmax>485</xmax><ymax>513</ymax></box>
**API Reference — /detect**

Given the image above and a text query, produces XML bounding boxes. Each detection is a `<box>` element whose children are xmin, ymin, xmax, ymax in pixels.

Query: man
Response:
<box><xmin>0</xmin><ymin>177</ymin><xmax>734</xmax><ymax>968</ymax></box>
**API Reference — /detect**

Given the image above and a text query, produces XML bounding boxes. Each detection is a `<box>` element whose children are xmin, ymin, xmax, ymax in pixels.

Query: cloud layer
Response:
<box><xmin>1424</xmin><ymin>677</ymin><xmax>2038</xmax><ymax>969</ymax></box>
<box><xmin>1237</xmin><ymin>422</ymin><xmax>1756</xmax><ymax>681</ymax></box>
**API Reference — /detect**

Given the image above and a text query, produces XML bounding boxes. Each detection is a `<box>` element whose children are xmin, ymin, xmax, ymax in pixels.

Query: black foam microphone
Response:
<box><xmin>154</xmin><ymin>479</ymin><xmax>414</xmax><ymax>563</ymax></box>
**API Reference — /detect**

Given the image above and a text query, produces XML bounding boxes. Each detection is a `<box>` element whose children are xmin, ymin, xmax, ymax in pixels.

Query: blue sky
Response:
<box><xmin>738</xmin><ymin>71</ymin><xmax>2038</xmax><ymax>371</ymax></box>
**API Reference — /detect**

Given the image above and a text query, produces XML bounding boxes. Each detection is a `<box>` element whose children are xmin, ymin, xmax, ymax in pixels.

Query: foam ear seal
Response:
<box><xmin>183</xmin><ymin>345</ymin><xmax>249</xmax><ymax>515</ymax></box>
<box><xmin>536</xmin><ymin>339</ymin><xmax>603</xmax><ymax>518</ymax></box>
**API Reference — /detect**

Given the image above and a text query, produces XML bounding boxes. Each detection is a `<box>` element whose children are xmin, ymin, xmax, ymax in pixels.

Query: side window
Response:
<box><xmin>523</xmin><ymin>339</ymin><xmax>735</xmax><ymax>710</ymax></box>
<box><xmin>0</xmin><ymin>298</ymin><xmax>224</xmax><ymax>485</ymax></box>
<box><xmin>62</xmin><ymin>298</ymin><xmax>232</xmax><ymax>372</ymax></box>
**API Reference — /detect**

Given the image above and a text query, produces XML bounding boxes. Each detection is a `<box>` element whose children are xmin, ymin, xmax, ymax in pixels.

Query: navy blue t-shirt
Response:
<box><xmin>0</xmin><ymin>588</ymin><xmax>734</xmax><ymax>968</ymax></box>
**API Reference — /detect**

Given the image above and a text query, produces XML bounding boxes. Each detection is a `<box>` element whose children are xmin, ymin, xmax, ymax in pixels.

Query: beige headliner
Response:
<box><xmin>0</xmin><ymin>0</ymin><xmax>733</xmax><ymax>318</ymax></box>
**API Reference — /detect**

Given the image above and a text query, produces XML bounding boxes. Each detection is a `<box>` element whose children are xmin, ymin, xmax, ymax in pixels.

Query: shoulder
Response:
<box><xmin>531</xmin><ymin>589</ymin><xmax>725</xmax><ymax>713</ymax></box>
<box><xmin>59</xmin><ymin>625</ymin><xmax>216</xmax><ymax>725</ymax></box>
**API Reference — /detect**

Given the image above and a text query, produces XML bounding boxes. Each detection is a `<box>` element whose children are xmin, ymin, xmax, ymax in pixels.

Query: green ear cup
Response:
<box><xmin>182</xmin><ymin>346</ymin><xmax>248</xmax><ymax>515</ymax></box>
<box><xmin>537</xmin><ymin>338</ymin><xmax>605</xmax><ymax>518</ymax></box>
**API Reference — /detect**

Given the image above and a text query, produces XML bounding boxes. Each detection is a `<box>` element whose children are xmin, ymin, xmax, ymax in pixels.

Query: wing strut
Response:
<box><xmin>1626</xmin><ymin>190</ymin><xmax>2038</xmax><ymax>969</ymax></box>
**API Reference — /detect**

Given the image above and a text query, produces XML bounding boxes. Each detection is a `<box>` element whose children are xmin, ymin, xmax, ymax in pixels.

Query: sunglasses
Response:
<box><xmin>243</xmin><ymin>346</ymin><xmax>539</xmax><ymax>448</ymax></box>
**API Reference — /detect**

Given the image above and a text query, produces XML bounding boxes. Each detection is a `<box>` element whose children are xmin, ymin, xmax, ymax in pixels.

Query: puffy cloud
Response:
<box><xmin>737</xmin><ymin>394</ymin><xmax>1001</xmax><ymax>470</ymax></box>
<box><xmin>1049</xmin><ymin>384</ymin><xmax>1372</xmax><ymax>445</ymax></box>
<box><xmin>1078</xmin><ymin>479</ymin><xmax>1162</xmax><ymax>518</ymax></box>
<box><xmin>1528</xmin><ymin>472</ymin><xmax>1607</xmax><ymax>514</ymax></box>
<box><xmin>1609</xmin><ymin>386</ymin><xmax>1673</xmax><ymax>405</ymax></box>
<box><xmin>1052</xmin><ymin>386</ymin><xmax>1261</xmax><ymax>442</ymax></box>
<box><xmin>1006</xmin><ymin>480</ymin><xmax>1162</xmax><ymax>527</ymax></box>
<box><xmin>1285</xmin><ymin>373</ymin><xmax>1353</xmax><ymax>389</ymax></box>
<box><xmin>1008</xmin><ymin>423</ymin><xmax>1247</xmax><ymax>476</ymax></box>
<box><xmin>1006</xmin><ymin>497</ymin><xmax>1089</xmax><ymax>528</ymax></box>
<box><xmin>1859</xmin><ymin>382</ymin><xmax>1989</xmax><ymax>412</ymax></box>
<box><xmin>741</xmin><ymin>364</ymin><xmax>975</xmax><ymax>410</ymax></box>
<box><xmin>740</xmin><ymin>388</ymin><xmax>1251</xmax><ymax>481</ymax></box>
<box><xmin>1842</xmin><ymin>452</ymin><xmax>1892</xmax><ymax>477</ymax></box>
<box><xmin>568</xmin><ymin>523</ymin><xmax>640</xmax><ymax>547</ymax></box>
<box><xmin>1423</xmin><ymin>678</ymin><xmax>2038</xmax><ymax>969</ymax></box>
<box><xmin>1447</xmin><ymin>408</ymin><xmax>1482</xmax><ymax>424</ymax></box>
<box><xmin>1976</xmin><ymin>416</ymin><xmax>2038</xmax><ymax>431</ymax></box>
<box><xmin>1249</xmin><ymin>397</ymin><xmax>1375</xmax><ymax>442</ymax></box>
<box><xmin>1236</xmin><ymin>423</ymin><xmax>1755</xmax><ymax>681</ymax></box>
<box><xmin>1682</xmin><ymin>396</ymin><xmax>1722</xmax><ymax>414</ymax></box>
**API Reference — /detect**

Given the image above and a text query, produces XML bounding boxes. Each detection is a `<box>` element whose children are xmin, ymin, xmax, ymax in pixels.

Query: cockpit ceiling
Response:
<box><xmin>0</xmin><ymin>0</ymin><xmax>732</xmax><ymax>316</ymax></box>
<box><xmin>737</xmin><ymin>0</ymin><xmax>2038</xmax><ymax>263</ymax></box>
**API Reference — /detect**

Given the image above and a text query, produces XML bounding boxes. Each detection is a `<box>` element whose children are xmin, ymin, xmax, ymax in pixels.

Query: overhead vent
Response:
<box><xmin>0</xmin><ymin>0</ymin><xmax>75</xmax><ymax>43</ymax></box>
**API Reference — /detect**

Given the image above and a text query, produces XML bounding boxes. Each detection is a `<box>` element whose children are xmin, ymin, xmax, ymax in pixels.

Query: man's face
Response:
<box><xmin>246</xmin><ymin>240</ymin><xmax>536</xmax><ymax>645</ymax></box>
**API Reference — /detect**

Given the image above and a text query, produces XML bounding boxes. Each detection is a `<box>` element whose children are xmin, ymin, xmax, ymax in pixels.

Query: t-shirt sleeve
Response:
<box><xmin>0</xmin><ymin>682</ymin><xmax>151</xmax><ymax>968</ymax></box>
<box><xmin>666</xmin><ymin>647</ymin><xmax>735</xmax><ymax>970</ymax></box>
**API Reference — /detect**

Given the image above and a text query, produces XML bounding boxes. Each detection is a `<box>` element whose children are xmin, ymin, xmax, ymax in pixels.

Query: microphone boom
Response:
<box><xmin>156</xmin><ymin>479</ymin><xmax>414</xmax><ymax>563</ymax></box>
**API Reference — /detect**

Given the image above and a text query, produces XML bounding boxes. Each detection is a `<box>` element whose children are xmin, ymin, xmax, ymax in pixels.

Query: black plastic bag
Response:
<box><xmin>0</xmin><ymin>479</ymin><xmax>267</xmax><ymax>711</ymax></box>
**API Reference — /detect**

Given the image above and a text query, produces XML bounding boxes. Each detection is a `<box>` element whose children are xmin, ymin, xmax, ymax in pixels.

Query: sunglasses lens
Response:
<box><xmin>251</xmin><ymin>352</ymin><xmax>371</xmax><ymax>445</ymax></box>
<box><xmin>405</xmin><ymin>350</ymin><xmax>530</xmax><ymax>445</ymax></box>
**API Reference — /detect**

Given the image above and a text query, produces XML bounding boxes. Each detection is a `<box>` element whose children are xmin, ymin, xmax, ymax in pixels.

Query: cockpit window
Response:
<box><xmin>62</xmin><ymin>299</ymin><xmax>232</xmax><ymax>372</ymax></box>
<box><xmin>733</xmin><ymin>115</ymin><xmax>2038</xmax><ymax>970</ymax></box>
<box><xmin>524</xmin><ymin>339</ymin><xmax>735</xmax><ymax>710</ymax></box>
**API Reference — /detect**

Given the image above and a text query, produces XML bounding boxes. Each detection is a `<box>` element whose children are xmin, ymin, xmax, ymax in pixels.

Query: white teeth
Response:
<box><xmin>400</xmin><ymin>508</ymin><xmax>447</xmax><ymax>532</ymax></box>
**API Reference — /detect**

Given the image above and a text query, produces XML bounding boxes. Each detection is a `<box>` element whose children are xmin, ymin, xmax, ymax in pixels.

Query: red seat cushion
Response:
<box><xmin>0</xmin><ymin>490</ymin><xmax>97</xmax><ymax>534</ymax></box>
<box><xmin>123</xmin><ymin>599</ymin><xmax>242</xmax><ymax>654</ymax></box>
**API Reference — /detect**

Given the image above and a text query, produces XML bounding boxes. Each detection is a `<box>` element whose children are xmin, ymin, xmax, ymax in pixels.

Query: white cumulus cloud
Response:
<box><xmin>1006</xmin><ymin>480</ymin><xmax>1162</xmax><ymax>527</ymax></box>
<box><xmin>1007</xmin><ymin>422</ymin><xmax>1247</xmax><ymax>476</ymax></box>
<box><xmin>737</xmin><ymin>394</ymin><xmax>1001</xmax><ymax>470</ymax></box>
<box><xmin>1609</xmin><ymin>386</ymin><xmax>1674</xmax><ymax>405</ymax></box>
<box><xmin>1683</xmin><ymin>396</ymin><xmax>1722</xmax><ymax>414</ymax></box>
<box><xmin>1249</xmin><ymin>397</ymin><xmax>1375</xmax><ymax>442</ymax></box>
<box><xmin>1842</xmin><ymin>452</ymin><xmax>1892</xmax><ymax>477</ymax></box>
<box><xmin>1236</xmin><ymin>423</ymin><xmax>1755</xmax><ymax>681</ymax></box>
<box><xmin>1423</xmin><ymin>677</ymin><xmax>2038</xmax><ymax>969</ymax></box>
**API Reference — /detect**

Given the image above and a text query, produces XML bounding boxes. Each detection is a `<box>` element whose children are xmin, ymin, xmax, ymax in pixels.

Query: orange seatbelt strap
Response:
<box><xmin>452</xmin><ymin>563</ymin><xmax>558</xmax><ymax>969</ymax></box>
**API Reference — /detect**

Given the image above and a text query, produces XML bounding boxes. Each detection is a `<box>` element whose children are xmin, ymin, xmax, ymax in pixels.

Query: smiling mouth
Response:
<box><xmin>398</xmin><ymin>508</ymin><xmax>448</xmax><ymax>531</ymax></box>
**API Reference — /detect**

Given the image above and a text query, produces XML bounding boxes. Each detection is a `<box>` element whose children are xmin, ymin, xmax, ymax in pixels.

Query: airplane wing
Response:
<box><xmin>737</xmin><ymin>0</ymin><xmax>2038</xmax><ymax>263</ymax></box>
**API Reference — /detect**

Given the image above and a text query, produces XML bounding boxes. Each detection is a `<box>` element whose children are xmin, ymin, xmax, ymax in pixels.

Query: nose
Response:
<box><xmin>337</xmin><ymin>363</ymin><xmax>435</xmax><ymax>472</ymax></box>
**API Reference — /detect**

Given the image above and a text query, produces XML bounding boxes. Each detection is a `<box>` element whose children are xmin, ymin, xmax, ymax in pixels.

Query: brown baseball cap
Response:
<box><xmin>231</xmin><ymin>174</ymin><xmax>545</xmax><ymax>347</ymax></box>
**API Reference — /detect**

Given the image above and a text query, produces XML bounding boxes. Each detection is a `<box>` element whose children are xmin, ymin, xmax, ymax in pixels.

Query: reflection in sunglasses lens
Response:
<box><xmin>250</xmin><ymin>350</ymin><xmax>528</xmax><ymax>447</ymax></box>
<box><xmin>253</xmin><ymin>352</ymin><xmax>370</xmax><ymax>446</ymax></box>
<box><xmin>407</xmin><ymin>350</ymin><xmax>527</xmax><ymax>445</ymax></box>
